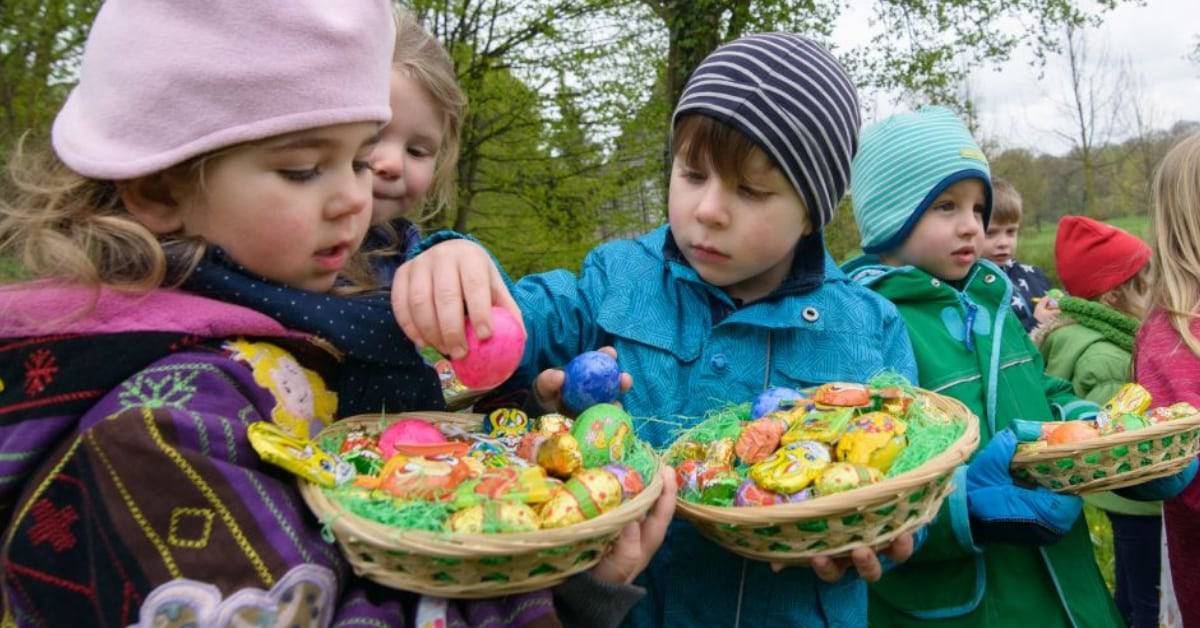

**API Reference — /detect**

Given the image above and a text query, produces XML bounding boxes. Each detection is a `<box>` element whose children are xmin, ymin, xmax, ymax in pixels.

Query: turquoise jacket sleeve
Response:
<box><xmin>508</xmin><ymin>248</ymin><xmax>616</xmax><ymax>387</ymax></box>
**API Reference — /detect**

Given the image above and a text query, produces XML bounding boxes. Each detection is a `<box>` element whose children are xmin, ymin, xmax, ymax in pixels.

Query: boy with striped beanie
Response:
<box><xmin>461</xmin><ymin>33</ymin><xmax>924</xmax><ymax>627</ymax></box>
<box><xmin>842</xmin><ymin>107</ymin><xmax>1130</xmax><ymax>627</ymax></box>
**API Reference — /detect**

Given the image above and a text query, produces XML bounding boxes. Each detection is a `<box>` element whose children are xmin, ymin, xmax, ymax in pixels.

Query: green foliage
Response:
<box><xmin>0</xmin><ymin>0</ymin><xmax>99</xmax><ymax>160</ymax></box>
<box><xmin>0</xmin><ymin>255</ymin><xmax>25</xmax><ymax>284</ymax></box>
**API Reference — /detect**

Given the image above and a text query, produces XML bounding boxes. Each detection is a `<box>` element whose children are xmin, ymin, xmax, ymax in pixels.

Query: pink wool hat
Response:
<box><xmin>52</xmin><ymin>0</ymin><xmax>396</xmax><ymax>180</ymax></box>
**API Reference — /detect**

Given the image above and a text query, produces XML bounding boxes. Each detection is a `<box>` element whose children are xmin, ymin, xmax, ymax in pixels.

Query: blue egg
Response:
<box><xmin>562</xmin><ymin>351</ymin><xmax>621</xmax><ymax>414</ymax></box>
<box><xmin>751</xmin><ymin>387</ymin><xmax>803</xmax><ymax>418</ymax></box>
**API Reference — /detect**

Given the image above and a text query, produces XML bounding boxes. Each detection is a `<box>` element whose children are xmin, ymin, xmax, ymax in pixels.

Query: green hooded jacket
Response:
<box><xmin>842</xmin><ymin>256</ymin><xmax>1122</xmax><ymax>628</ymax></box>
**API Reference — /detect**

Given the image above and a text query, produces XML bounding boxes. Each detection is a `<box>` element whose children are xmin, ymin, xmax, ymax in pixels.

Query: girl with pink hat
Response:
<box><xmin>0</xmin><ymin>2</ymin><xmax>657</xmax><ymax>626</ymax></box>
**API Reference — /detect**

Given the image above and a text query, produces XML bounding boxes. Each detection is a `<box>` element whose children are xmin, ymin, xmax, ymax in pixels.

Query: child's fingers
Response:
<box><xmin>850</xmin><ymin>547</ymin><xmax>882</xmax><ymax>582</ymax></box>
<box><xmin>810</xmin><ymin>555</ymin><xmax>847</xmax><ymax>582</ymax></box>
<box><xmin>431</xmin><ymin>260</ymin><xmax>469</xmax><ymax>360</ymax></box>
<box><xmin>390</xmin><ymin>267</ymin><xmax>425</xmax><ymax>348</ymax></box>
<box><xmin>882</xmin><ymin>533</ymin><xmax>914</xmax><ymax>563</ymax></box>
<box><xmin>489</xmin><ymin>264</ymin><xmax>525</xmax><ymax>337</ymax></box>
<box><xmin>405</xmin><ymin>261</ymin><xmax>445</xmax><ymax>354</ymax></box>
<box><xmin>533</xmin><ymin>368</ymin><xmax>565</xmax><ymax>412</ymax></box>
<box><xmin>619</xmin><ymin>373</ymin><xmax>633</xmax><ymax>394</ymax></box>
<box><xmin>457</xmin><ymin>251</ymin><xmax>495</xmax><ymax>341</ymax></box>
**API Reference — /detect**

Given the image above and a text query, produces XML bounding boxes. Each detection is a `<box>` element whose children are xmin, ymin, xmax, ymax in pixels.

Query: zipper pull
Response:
<box><xmin>961</xmin><ymin>298</ymin><xmax>978</xmax><ymax>353</ymax></box>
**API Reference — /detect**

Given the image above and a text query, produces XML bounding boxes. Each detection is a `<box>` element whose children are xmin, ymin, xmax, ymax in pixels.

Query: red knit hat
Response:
<box><xmin>1055</xmin><ymin>216</ymin><xmax>1151</xmax><ymax>299</ymax></box>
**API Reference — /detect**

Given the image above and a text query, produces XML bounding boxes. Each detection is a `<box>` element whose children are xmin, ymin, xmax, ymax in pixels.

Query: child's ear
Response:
<box><xmin>117</xmin><ymin>175</ymin><xmax>187</xmax><ymax>235</ymax></box>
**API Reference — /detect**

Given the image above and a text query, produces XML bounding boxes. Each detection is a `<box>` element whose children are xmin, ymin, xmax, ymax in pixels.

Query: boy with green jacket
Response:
<box><xmin>842</xmin><ymin>107</ymin><xmax>1122</xmax><ymax>627</ymax></box>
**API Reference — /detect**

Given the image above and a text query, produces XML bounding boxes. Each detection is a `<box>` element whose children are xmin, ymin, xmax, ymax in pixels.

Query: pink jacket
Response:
<box><xmin>1134</xmin><ymin>308</ymin><xmax>1200</xmax><ymax>626</ymax></box>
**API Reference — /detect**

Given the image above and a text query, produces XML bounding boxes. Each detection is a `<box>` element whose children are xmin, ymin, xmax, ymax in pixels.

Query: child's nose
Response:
<box><xmin>327</xmin><ymin>172</ymin><xmax>371</xmax><ymax>219</ymax></box>
<box><xmin>370</xmin><ymin>144</ymin><xmax>404</xmax><ymax>180</ymax></box>
<box><xmin>694</xmin><ymin>182</ymin><xmax>730</xmax><ymax>227</ymax></box>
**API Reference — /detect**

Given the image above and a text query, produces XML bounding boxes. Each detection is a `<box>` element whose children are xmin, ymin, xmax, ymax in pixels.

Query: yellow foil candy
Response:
<box><xmin>536</xmin><ymin>433</ymin><xmax>584</xmax><ymax>479</ymax></box>
<box><xmin>748</xmin><ymin>440</ymin><xmax>832</xmax><ymax>494</ymax></box>
<box><xmin>1103</xmin><ymin>383</ymin><xmax>1152</xmax><ymax>417</ymax></box>
<box><xmin>835</xmin><ymin>412</ymin><xmax>908</xmax><ymax>472</ymax></box>
<box><xmin>781</xmin><ymin>407</ymin><xmax>855</xmax><ymax>445</ymax></box>
<box><xmin>814</xmin><ymin>462</ymin><xmax>882</xmax><ymax>496</ymax></box>
<box><xmin>446</xmin><ymin>501</ymin><xmax>540</xmax><ymax>534</ymax></box>
<box><xmin>247</xmin><ymin>422</ymin><xmax>353</xmax><ymax>488</ymax></box>
<box><xmin>539</xmin><ymin>468</ymin><xmax>623</xmax><ymax>529</ymax></box>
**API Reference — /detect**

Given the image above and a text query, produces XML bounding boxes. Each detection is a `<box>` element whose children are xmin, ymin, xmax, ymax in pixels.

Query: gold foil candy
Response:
<box><xmin>814</xmin><ymin>462</ymin><xmax>882</xmax><ymax>496</ymax></box>
<box><xmin>748</xmin><ymin>440</ymin><xmax>832</xmax><ymax>494</ymax></box>
<box><xmin>539</xmin><ymin>468</ymin><xmax>622</xmax><ymax>528</ymax></box>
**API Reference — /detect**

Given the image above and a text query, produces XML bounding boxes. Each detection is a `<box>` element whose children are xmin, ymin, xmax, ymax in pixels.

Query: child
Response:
<box><xmin>1036</xmin><ymin>215</ymin><xmax>1159</xmax><ymax>627</ymax></box>
<box><xmin>0</xmin><ymin>2</ymin><xmax>667</xmax><ymax>626</ymax></box>
<box><xmin>364</xmin><ymin>11</ymin><xmax>465</xmax><ymax>286</ymax></box>
<box><xmin>980</xmin><ymin>177</ymin><xmax>1054</xmax><ymax>332</ymax></box>
<box><xmin>1134</xmin><ymin>132</ymin><xmax>1200</xmax><ymax>627</ymax></box>
<box><xmin>395</xmin><ymin>33</ymin><xmax>921</xmax><ymax>627</ymax></box>
<box><xmin>842</xmin><ymin>107</ymin><xmax>1122</xmax><ymax>627</ymax></box>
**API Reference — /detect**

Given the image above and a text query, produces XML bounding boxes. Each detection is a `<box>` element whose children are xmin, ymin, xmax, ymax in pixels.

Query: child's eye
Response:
<box><xmin>408</xmin><ymin>146</ymin><xmax>435</xmax><ymax>159</ymax></box>
<box><xmin>279</xmin><ymin>167</ymin><xmax>319</xmax><ymax>182</ymax></box>
<box><xmin>680</xmin><ymin>168</ymin><xmax>706</xmax><ymax>183</ymax></box>
<box><xmin>738</xmin><ymin>185</ymin><xmax>771</xmax><ymax>200</ymax></box>
<box><xmin>352</xmin><ymin>160</ymin><xmax>374</xmax><ymax>174</ymax></box>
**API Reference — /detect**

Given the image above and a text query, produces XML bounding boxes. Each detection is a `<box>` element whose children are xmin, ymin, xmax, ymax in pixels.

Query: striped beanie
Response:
<box><xmin>850</xmin><ymin>106</ymin><xmax>992</xmax><ymax>253</ymax></box>
<box><xmin>672</xmin><ymin>33</ymin><xmax>861</xmax><ymax>230</ymax></box>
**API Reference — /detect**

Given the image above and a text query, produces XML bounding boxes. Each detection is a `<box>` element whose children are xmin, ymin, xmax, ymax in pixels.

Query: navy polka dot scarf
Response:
<box><xmin>182</xmin><ymin>247</ymin><xmax>446</xmax><ymax>416</ymax></box>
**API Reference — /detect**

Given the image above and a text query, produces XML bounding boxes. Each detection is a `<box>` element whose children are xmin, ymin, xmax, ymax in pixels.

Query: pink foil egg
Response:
<box><xmin>378</xmin><ymin>419</ymin><xmax>447</xmax><ymax>458</ymax></box>
<box><xmin>450</xmin><ymin>306</ymin><xmax>527</xmax><ymax>390</ymax></box>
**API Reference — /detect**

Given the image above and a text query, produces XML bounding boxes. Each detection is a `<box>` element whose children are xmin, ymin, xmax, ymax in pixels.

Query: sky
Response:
<box><xmin>833</xmin><ymin>0</ymin><xmax>1200</xmax><ymax>155</ymax></box>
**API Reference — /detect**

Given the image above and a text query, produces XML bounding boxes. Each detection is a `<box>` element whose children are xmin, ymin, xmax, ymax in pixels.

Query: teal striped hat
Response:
<box><xmin>850</xmin><ymin>106</ymin><xmax>992</xmax><ymax>253</ymax></box>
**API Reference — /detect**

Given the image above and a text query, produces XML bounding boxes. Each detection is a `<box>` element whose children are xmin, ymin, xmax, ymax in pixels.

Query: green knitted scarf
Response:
<box><xmin>1058</xmin><ymin>296</ymin><xmax>1139</xmax><ymax>353</ymax></box>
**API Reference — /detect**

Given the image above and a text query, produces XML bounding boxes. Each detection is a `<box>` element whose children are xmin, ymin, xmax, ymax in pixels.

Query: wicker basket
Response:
<box><xmin>299</xmin><ymin>411</ymin><xmax>664</xmax><ymax>598</ymax></box>
<box><xmin>1010</xmin><ymin>413</ymin><xmax>1200</xmax><ymax>494</ymax></box>
<box><xmin>673</xmin><ymin>389</ymin><xmax>979</xmax><ymax>566</ymax></box>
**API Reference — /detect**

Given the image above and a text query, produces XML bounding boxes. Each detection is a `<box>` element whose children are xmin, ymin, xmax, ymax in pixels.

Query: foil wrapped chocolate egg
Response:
<box><xmin>814</xmin><ymin>462</ymin><xmax>882</xmax><ymax>496</ymax></box>
<box><xmin>736</xmin><ymin>418</ymin><xmax>786</xmax><ymax>464</ymax></box>
<box><xmin>748</xmin><ymin>440</ymin><xmax>832</xmax><ymax>494</ymax></box>
<box><xmin>602</xmin><ymin>463</ymin><xmax>645</xmax><ymax>500</ymax></box>
<box><xmin>570</xmin><ymin>403</ymin><xmax>634</xmax><ymax>467</ymax></box>
<box><xmin>446</xmin><ymin>501</ymin><xmax>540</xmax><ymax>533</ymax></box>
<box><xmin>539</xmin><ymin>468</ymin><xmax>623</xmax><ymax>528</ymax></box>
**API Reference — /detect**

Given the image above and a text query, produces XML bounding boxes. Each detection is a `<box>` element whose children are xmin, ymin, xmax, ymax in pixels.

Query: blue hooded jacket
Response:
<box><xmin>506</xmin><ymin>226</ymin><xmax>918</xmax><ymax>626</ymax></box>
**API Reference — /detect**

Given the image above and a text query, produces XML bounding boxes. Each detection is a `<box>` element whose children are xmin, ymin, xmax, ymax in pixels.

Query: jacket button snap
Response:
<box><xmin>802</xmin><ymin>307</ymin><xmax>820</xmax><ymax>322</ymax></box>
<box><xmin>710</xmin><ymin>354</ymin><xmax>728</xmax><ymax>370</ymax></box>
<box><xmin>984</xmin><ymin>274</ymin><xmax>996</xmax><ymax>284</ymax></box>
<box><xmin>931</xmin><ymin>279</ymin><xmax>941</xmax><ymax>287</ymax></box>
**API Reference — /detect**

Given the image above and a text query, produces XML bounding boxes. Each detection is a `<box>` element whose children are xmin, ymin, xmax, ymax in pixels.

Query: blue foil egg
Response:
<box><xmin>562</xmin><ymin>351</ymin><xmax>621</xmax><ymax>414</ymax></box>
<box><xmin>751</xmin><ymin>387</ymin><xmax>804</xmax><ymax>419</ymax></box>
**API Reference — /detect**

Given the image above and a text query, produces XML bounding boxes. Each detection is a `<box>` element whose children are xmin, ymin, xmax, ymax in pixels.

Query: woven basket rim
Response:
<box><xmin>299</xmin><ymin>411</ymin><xmax>664</xmax><ymax>558</ymax></box>
<box><xmin>1010</xmin><ymin>412</ymin><xmax>1200</xmax><ymax>464</ymax></box>
<box><xmin>673</xmin><ymin>388</ymin><xmax>980</xmax><ymax>525</ymax></box>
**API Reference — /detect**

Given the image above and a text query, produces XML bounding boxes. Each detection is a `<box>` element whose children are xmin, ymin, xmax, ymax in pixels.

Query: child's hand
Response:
<box><xmin>391</xmin><ymin>239</ymin><xmax>523</xmax><ymax>360</ymax></box>
<box><xmin>589</xmin><ymin>466</ymin><xmax>678</xmax><ymax>585</ymax></box>
<box><xmin>1033</xmin><ymin>296</ymin><xmax>1060</xmax><ymax>325</ymax></box>
<box><xmin>533</xmin><ymin>346</ymin><xmax>633</xmax><ymax>416</ymax></box>
<box><xmin>770</xmin><ymin>533</ymin><xmax>914</xmax><ymax>582</ymax></box>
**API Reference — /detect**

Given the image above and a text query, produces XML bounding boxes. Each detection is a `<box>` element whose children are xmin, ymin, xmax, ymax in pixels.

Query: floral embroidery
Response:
<box><xmin>225</xmin><ymin>340</ymin><xmax>336</xmax><ymax>439</ymax></box>
<box><xmin>23</xmin><ymin>348</ymin><xmax>58</xmax><ymax>397</ymax></box>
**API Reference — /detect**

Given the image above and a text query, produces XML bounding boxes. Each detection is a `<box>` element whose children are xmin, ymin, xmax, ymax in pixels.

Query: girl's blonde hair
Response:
<box><xmin>1099</xmin><ymin>262</ymin><xmax>1152</xmax><ymax>321</ymax></box>
<box><xmin>0</xmin><ymin>136</ymin><xmax>375</xmax><ymax>293</ymax></box>
<box><xmin>1149</xmin><ymin>133</ymin><xmax>1200</xmax><ymax>358</ymax></box>
<box><xmin>393</xmin><ymin>11</ymin><xmax>464</xmax><ymax>221</ymax></box>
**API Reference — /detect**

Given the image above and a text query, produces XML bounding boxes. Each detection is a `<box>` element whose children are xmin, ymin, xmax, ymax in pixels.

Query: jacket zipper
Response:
<box><xmin>958</xmin><ymin>292</ymin><xmax>978</xmax><ymax>353</ymax></box>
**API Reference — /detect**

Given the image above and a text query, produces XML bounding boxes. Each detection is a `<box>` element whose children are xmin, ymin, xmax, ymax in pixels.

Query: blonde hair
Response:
<box><xmin>1149</xmin><ymin>133</ymin><xmax>1200</xmax><ymax>358</ymax></box>
<box><xmin>393</xmin><ymin>11</ymin><xmax>464</xmax><ymax>221</ymax></box>
<box><xmin>0</xmin><ymin>136</ymin><xmax>375</xmax><ymax>294</ymax></box>
<box><xmin>990</xmin><ymin>176</ymin><xmax>1023</xmax><ymax>225</ymax></box>
<box><xmin>1099</xmin><ymin>262</ymin><xmax>1152</xmax><ymax>321</ymax></box>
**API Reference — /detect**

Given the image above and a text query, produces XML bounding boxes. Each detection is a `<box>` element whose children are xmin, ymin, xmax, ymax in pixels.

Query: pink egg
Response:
<box><xmin>379</xmin><ymin>419</ymin><xmax>446</xmax><ymax>458</ymax></box>
<box><xmin>450</xmin><ymin>306</ymin><xmax>526</xmax><ymax>390</ymax></box>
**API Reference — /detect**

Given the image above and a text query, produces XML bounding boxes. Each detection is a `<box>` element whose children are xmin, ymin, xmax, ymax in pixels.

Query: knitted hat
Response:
<box><xmin>850</xmin><ymin>106</ymin><xmax>992</xmax><ymax>253</ymax></box>
<box><xmin>1055</xmin><ymin>215</ymin><xmax>1151</xmax><ymax>299</ymax></box>
<box><xmin>672</xmin><ymin>33</ymin><xmax>861</xmax><ymax>230</ymax></box>
<box><xmin>52</xmin><ymin>0</ymin><xmax>396</xmax><ymax>180</ymax></box>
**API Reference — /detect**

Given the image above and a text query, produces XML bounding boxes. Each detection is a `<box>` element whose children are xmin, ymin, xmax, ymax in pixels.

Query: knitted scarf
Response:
<box><xmin>1058</xmin><ymin>296</ymin><xmax>1139</xmax><ymax>353</ymax></box>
